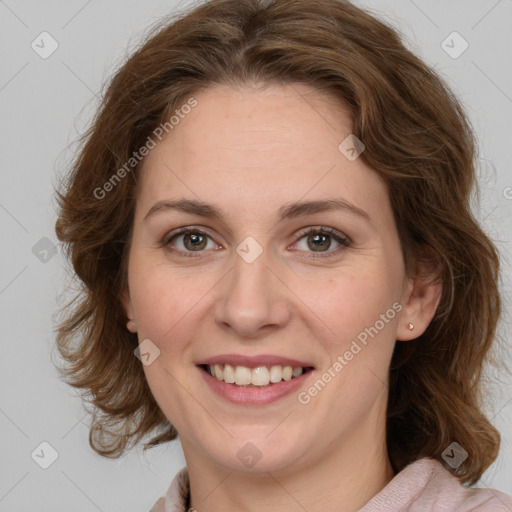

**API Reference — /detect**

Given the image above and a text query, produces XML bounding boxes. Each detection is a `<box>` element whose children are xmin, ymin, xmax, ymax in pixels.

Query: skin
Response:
<box><xmin>122</xmin><ymin>83</ymin><xmax>442</xmax><ymax>512</ymax></box>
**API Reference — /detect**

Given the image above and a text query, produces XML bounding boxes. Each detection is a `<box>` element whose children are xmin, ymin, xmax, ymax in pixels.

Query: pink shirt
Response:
<box><xmin>150</xmin><ymin>457</ymin><xmax>512</xmax><ymax>511</ymax></box>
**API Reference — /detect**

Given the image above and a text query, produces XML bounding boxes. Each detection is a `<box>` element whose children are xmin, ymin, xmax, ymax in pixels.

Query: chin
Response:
<box><xmin>196</xmin><ymin>425</ymin><xmax>311</xmax><ymax>474</ymax></box>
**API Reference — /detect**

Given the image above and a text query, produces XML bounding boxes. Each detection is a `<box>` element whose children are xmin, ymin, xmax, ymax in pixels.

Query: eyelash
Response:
<box><xmin>162</xmin><ymin>226</ymin><xmax>352</xmax><ymax>259</ymax></box>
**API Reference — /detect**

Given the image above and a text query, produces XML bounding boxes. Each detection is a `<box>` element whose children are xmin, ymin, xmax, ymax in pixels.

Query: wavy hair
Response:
<box><xmin>54</xmin><ymin>0</ymin><xmax>503</xmax><ymax>485</ymax></box>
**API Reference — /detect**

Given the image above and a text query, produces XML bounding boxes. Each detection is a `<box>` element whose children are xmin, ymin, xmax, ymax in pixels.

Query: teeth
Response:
<box><xmin>292</xmin><ymin>366</ymin><xmax>303</xmax><ymax>378</ymax></box>
<box><xmin>206</xmin><ymin>364</ymin><xmax>305</xmax><ymax>387</ymax></box>
<box><xmin>223</xmin><ymin>364</ymin><xmax>235</xmax><ymax>383</ymax></box>
<box><xmin>252</xmin><ymin>366</ymin><xmax>270</xmax><ymax>386</ymax></box>
<box><xmin>234</xmin><ymin>366</ymin><xmax>252</xmax><ymax>385</ymax></box>
<box><xmin>269</xmin><ymin>365</ymin><xmax>283</xmax><ymax>383</ymax></box>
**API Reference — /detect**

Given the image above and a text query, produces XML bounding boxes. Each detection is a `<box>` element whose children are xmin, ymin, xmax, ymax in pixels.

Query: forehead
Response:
<box><xmin>136</xmin><ymin>83</ymin><xmax>389</xmax><ymax>224</ymax></box>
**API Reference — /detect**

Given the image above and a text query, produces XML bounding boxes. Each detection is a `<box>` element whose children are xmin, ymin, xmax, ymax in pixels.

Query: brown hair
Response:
<box><xmin>54</xmin><ymin>0</ymin><xmax>503</xmax><ymax>485</ymax></box>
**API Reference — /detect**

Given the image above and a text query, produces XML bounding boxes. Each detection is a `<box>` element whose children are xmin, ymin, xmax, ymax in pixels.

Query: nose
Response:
<box><xmin>214</xmin><ymin>245</ymin><xmax>291</xmax><ymax>339</ymax></box>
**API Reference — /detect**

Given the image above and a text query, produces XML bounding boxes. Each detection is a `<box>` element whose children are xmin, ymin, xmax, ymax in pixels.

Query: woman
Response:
<box><xmin>54</xmin><ymin>0</ymin><xmax>512</xmax><ymax>510</ymax></box>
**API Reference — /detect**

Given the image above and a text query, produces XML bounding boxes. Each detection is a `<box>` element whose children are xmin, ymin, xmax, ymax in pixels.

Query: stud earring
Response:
<box><xmin>127</xmin><ymin>319</ymin><xmax>137</xmax><ymax>332</ymax></box>
<box><xmin>408</xmin><ymin>323</ymin><xmax>414</xmax><ymax>330</ymax></box>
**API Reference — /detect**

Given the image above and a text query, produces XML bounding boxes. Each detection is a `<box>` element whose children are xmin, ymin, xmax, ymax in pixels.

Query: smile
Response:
<box><xmin>196</xmin><ymin>354</ymin><xmax>315</xmax><ymax>405</ymax></box>
<box><xmin>201</xmin><ymin>364</ymin><xmax>311</xmax><ymax>387</ymax></box>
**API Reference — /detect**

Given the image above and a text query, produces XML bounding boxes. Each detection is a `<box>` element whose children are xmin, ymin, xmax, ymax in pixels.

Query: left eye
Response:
<box><xmin>293</xmin><ymin>228</ymin><xmax>351</xmax><ymax>256</ymax></box>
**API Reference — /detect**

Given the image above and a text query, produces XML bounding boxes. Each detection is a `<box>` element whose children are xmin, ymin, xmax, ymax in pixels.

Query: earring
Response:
<box><xmin>127</xmin><ymin>319</ymin><xmax>137</xmax><ymax>333</ymax></box>
<box><xmin>408</xmin><ymin>323</ymin><xmax>414</xmax><ymax>330</ymax></box>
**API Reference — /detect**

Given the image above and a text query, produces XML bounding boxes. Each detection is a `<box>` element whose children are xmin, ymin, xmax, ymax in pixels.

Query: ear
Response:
<box><xmin>120</xmin><ymin>287</ymin><xmax>138</xmax><ymax>333</ymax></box>
<box><xmin>396</xmin><ymin>261</ymin><xmax>442</xmax><ymax>341</ymax></box>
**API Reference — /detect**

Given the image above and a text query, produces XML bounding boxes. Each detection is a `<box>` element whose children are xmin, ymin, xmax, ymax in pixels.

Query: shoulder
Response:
<box><xmin>149</xmin><ymin>467</ymin><xmax>190</xmax><ymax>512</ymax></box>
<box><xmin>360</xmin><ymin>457</ymin><xmax>512</xmax><ymax>512</ymax></box>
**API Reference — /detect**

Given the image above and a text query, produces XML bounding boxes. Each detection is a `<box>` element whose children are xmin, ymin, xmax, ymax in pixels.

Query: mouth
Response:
<box><xmin>195</xmin><ymin>354</ymin><xmax>316</xmax><ymax>405</ymax></box>
<box><xmin>199</xmin><ymin>363</ymin><xmax>315</xmax><ymax>388</ymax></box>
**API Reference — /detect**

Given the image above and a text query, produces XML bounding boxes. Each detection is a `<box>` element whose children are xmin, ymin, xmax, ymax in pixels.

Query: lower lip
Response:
<box><xmin>198</xmin><ymin>366</ymin><xmax>313</xmax><ymax>406</ymax></box>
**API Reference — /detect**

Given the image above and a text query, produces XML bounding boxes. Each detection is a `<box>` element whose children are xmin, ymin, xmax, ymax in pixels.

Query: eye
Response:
<box><xmin>162</xmin><ymin>226</ymin><xmax>351</xmax><ymax>258</ymax></box>
<box><xmin>164</xmin><ymin>228</ymin><xmax>220</xmax><ymax>256</ymax></box>
<box><xmin>292</xmin><ymin>227</ymin><xmax>351</xmax><ymax>258</ymax></box>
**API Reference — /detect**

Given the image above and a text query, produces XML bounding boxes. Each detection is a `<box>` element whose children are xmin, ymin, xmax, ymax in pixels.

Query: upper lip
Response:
<box><xmin>196</xmin><ymin>354</ymin><xmax>315</xmax><ymax>369</ymax></box>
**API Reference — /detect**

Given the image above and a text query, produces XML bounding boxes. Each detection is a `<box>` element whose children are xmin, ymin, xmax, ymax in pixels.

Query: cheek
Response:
<box><xmin>129</xmin><ymin>256</ymin><xmax>203</xmax><ymax>333</ymax></box>
<box><xmin>295</xmin><ymin>263</ymin><xmax>401</xmax><ymax>416</ymax></box>
<box><xmin>129</xmin><ymin>263</ymin><xmax>203</xmax><ymax>428</ymax></box>
<box><xmin>299</xmin><ymin>268</ymin><xmax>399</xmax><ymax>429</ymax></box>
<box><xmin>127</xmin><ymin>255</ymin><xmax>224</xmax><ymax>379</ymax></box>
<box><xmin>294</xmin><ymin>262</ymin><xmax>400</xmax><ymax>345</ymax></box>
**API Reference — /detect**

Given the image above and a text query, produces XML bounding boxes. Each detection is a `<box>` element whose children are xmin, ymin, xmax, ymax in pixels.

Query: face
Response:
<box><xmin>123</xmin><ymin>83</ymin><xmax>418</xmax><ymax>474</ymax></box>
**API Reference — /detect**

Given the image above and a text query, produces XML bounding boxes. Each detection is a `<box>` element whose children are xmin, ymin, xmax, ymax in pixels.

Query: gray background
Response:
<box><xmin>0</xmin><ymin>0</ymin><xmax>511</xmax><ymax>510</ymax></box>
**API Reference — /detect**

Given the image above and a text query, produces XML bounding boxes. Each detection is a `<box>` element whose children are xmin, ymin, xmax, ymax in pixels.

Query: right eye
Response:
<box><xmin>164</xmin><ymin>228</ymin><xmax>222</xmax><ymax>257</ymax></box>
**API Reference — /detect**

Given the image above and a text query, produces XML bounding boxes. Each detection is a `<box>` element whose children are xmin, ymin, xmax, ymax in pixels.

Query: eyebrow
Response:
<box><xmin>144</xmin><ymin>197</ymin><xmax>371</xmax><ymax>225</ymax></box>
